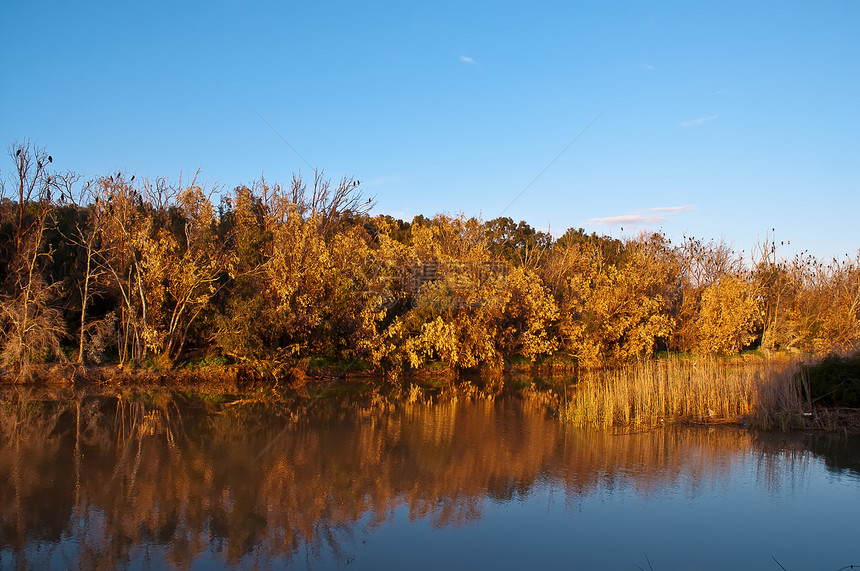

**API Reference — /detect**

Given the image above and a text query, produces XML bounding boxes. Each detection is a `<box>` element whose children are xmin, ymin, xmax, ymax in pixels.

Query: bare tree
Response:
<box><xmin>289</xmin><ymin>170</ymin><xmax>373</xmax><ymax>239</ymax></box>
<box><xmin>58</xmin><ymin>179</ymin><xmax>112</xmax><ymax>363</ymax></box>
<box><xmin>752</xmin><ymin>232</ymin><xmax>796</xmax><ymax>351</ymax></box>
<box><xmin>0</xmin><ymin>141</ymin><xmax>77</xmax><ymax>378</ymax></box>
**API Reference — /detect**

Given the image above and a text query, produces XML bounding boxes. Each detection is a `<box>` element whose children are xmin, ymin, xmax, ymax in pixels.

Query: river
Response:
<box><xmin>1</xmin><ymin>392</ymin><xmax>858</xmax><ymax>569</ymax></box>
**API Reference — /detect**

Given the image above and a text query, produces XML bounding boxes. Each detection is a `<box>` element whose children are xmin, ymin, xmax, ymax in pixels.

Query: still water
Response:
<box><xmin>1</xmin><ymin>392</ymin><xmax>858</xmax><ymax>570</ymax></box>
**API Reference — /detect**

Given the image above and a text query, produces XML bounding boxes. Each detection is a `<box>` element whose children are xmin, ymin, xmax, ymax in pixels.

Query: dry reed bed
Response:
<box><xmin>561</xmin><ymin>356</ymin><xmax>805</xmax><ymax>429</ymax></box>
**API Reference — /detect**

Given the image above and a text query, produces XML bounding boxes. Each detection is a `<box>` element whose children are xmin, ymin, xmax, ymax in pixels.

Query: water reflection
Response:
<box><xmin>1</xmin><ymin>392</ymin><xmax>857</xmax><ymax>569</ymax></box>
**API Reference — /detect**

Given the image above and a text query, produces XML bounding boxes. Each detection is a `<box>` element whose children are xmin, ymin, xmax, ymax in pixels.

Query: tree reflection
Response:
<box><xmin>1</xmin><ymin>392</ymin><xmax>855</xmax><ymax>568</ymax></box>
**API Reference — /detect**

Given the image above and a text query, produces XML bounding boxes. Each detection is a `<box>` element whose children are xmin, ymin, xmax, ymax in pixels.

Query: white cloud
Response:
<box><xmin>642</xmin><ymin>63</ymin><xmax>655</xmax><ymax>70</ymax></box>
<box><xmin>589</xmin><ymin>205</ymin><xmax>695</xmax><ymax>228</ymax></box>
<box><xmin>589</xmin><ymin>214</ymin><xmax>661</xmax><ymax>227</ymax></box>
<box><xmin>681</xmin><ymin>115</ymin><xmax>718</xmax><ymax>128</ymax></box>
<box><xmin>460</xmin><ymin>55</ymin><xmax>476</xmax><ymax>65</ymax></box>
<box><xmin>650</xmin><ymin>205</ymin><xmax>695</xmax><ymax>215</ymax></box>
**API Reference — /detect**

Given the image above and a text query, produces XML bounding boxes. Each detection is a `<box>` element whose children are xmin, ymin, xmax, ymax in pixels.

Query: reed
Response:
<box><xmin>561</xmin><ymin>355</ymin><xmax>804</xmax><ymax>428</ymax></box>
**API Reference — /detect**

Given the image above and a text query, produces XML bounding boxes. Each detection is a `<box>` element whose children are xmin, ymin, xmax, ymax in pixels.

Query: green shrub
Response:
<box><xmin>800</xmin><ymin>352</ymin><xmax>860</xmax><ymax>407</ymax></box>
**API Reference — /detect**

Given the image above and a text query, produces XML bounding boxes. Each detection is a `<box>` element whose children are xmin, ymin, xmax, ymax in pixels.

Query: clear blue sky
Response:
<box><xmin>2</xmin><ymin>1</ymin><xmax>858</xmax><ymax>261</ymax></box>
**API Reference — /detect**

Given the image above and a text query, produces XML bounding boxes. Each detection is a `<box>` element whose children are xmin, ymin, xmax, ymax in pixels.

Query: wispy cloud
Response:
<box><xmin>589</xmin><ymin>205</ymin><xmax>695</xmax><ymax>228</ymax></box>
<box><xmin>642</xmin><ymin>63</ymin><xmax>655</xmax><ymax>71</ymax></box>
<box><xmin>589</xmin><ymin>214</ymin><xmax>658</xmax><ymax>226</ymax></box>
<box><xmin>680</xmin><ymin>115</ymin><xmax>718</xmax><ymax>128</ymax></box>
<box><xmin>460</xmin><ymin>55</ymin><xmax>477</xmax><ymax>65</ymax></box>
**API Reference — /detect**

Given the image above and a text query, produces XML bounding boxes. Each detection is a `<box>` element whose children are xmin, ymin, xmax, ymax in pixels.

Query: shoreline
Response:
<box><xmin>2</xmin><ymin>356</ymin><xmax>859</xmax><ymax>435</ymax></box>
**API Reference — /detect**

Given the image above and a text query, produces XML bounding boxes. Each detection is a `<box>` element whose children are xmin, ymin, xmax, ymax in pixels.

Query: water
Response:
<box><xmin>1</xmin><ymin>393</ymin><xmax>858</xmax><ymax>569</ymax></box>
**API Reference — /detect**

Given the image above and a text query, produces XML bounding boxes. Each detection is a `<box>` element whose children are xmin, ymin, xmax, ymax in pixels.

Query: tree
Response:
<box><xmin>90</xmin><ymin>173</ymin><xmax>155</xmax><ymax>364</ymax></box>
<box><xmin>694</xmin><ymin>274</ymin><xmax>760</xmax><ymax>354</ymax></box>
<box><xmin>484</xmin><ymin>217</ymin><xmax>551</xmax><ymax>266</ymax></box>
<box><xmin>214</xmin><ymin>173</ymin><xmax>372</xmax><ymax>365</ymax></box>
<box><xmin>0</xmin><ymin>141</ymin><xmax>75</xmax><ymax>377</ymax></box>
<box><xmin>160</xmin><ymin>184</ymin><xmax>235</xmax><ymax>359</ymax></box>
<box><xmin>804</xmin><ymin>254</ymin><xmax>860</xmax><ymax>353</ymax></box>
<box><xmin>367</xmin><ymin>216</ymin><xmax>558</xmax><ymax>370</ymax></box>
<box><xmin>752</xmin><ymin>233</ymin><xmax>797</xmax><ymax>351</ymax></box>
<box><xmin>558</xmin><ymin>234</ymin><xmax>676</xmax><ymax>367</ymax></box>
<box><xmin>55</xmin><ymin>180</ymin><xmax>114</xmax><ymax>363</ymax></box>
<box><xmin>671</xmin><ymin>237</ymin><xmax>745</xmax><ymax>353</ymax></box>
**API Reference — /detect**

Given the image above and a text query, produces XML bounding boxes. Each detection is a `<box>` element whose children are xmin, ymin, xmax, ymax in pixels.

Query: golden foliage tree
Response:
<box><xmin>161</xmin><ymin>185</ymin><xmax>235</xmax><ymax>358</ymax></box>
<box><xmin>93</xmin><ymin>175</ymin><xmax>233</xmax><ymax>363</ymax></box>
<box><xmin>752</xmin><ymin>234</ymin><xmax>801</xmax><ymax>351</ymax></box>
<box><xmin>802</xmin><ymin>254</ymin><xmax>860</xmax><ymax>353</ymax></box>
<box><xmin>214</xmin><ymin>173</ymin><xmax>373</xmax><ymax>364</ymax></box>
<box><xmin>91</xmin><ymin>174</ymin><xmax>152</xmax><ymax>364</ymax></box>
<box><xmin>368</xmin><ymin>216</ymin><xmax>558</xmax><ymax>370</ymax></box>
<box><xmin>694</xmin><ymin>274</ymin><xmax>760</xmax><ymax>354</ymax></box>
<box><xmin>671</xmin><ymin>237</ymin><xmax>744</xmax><ymax>352</ymax></box>
<box><xmin>558</xmin><ymin>234</ymin><xmax>676</xmax><ymax>368</ymax></box>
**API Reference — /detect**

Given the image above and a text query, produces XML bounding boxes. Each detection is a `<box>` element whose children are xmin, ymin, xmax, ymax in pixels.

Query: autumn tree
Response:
<box><xmin>214</xmin><ymin>172</ymin><xmax>373</xmax><ymax>365</ymax></box>
<box><xmin>369</xmin><ymin>215</ymin><xmax>494</xmax><ymax>368</ymax></box>
<box><xmin>798</xmin><ymin>254</ymin><xmax>860</xmax><ymax>353</ymax></box>
<box><xmin>671</xmin><ymin>237</ymin><xmax>754</xmax><ymax>354</ymax></box>
<box><xmin>89</xmin><ymin>173</ymin><xmax>233</xmax><ymax>364</ymax></box>
<box><xmin>493</xmin><ymin>265</ymin><xmax>559</xmax><ymax>359</ymax></box>
<box><xmin>91</xmin><ymin>173</ymin><xmax>156</xmax><ymax>364</ymax></box>
<box><xmin>160</xmin><ymin>184</ymin><xmax>235</xmax><ymax>359</ymax></box>
<box><xmin>557</xmin><ymin>234</ymin><xmax>676</xmax><ymax>368</ymax></box>
<box><xmin>367</xmin><ymin>215</ymin><xmax>558</xmax><ymax>370</ymax></box>
<box><xmin>694</xmin><ymin>274</ymin><xmax>760</xmax><ymax>354</ymax></box>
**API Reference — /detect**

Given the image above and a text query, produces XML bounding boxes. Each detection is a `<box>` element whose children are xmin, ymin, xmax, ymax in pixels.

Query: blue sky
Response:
<box><xmin>2</xmin><ymin>1</ymin><xmax>858</xmax><ymax>261</ymax></box>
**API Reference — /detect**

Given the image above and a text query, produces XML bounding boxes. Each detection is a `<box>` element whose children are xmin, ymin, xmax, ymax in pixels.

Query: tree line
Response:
<box><xmin>2</xmin><ymin>141</ymin><xmax>858</xmax><ymax>378</ymax></box>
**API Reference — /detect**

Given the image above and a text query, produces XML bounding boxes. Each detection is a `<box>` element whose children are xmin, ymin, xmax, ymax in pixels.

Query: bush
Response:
<box><xmin>801</xmin><ymin>352</ymin><xmax>860</xmax><ymax>407</ymax></box>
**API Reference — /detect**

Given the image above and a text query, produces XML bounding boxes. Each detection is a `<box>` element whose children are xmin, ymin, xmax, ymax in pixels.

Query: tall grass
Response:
<box><xmin>560</xmin><ymin>355</ymin><xmax>804</xmax><ymax>429</ymax></box>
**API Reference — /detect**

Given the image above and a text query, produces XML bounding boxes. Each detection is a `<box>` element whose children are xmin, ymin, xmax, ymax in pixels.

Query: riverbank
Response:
<box><xmin>0</xmin><ymin>353</ymin><xmax>576</xmax><ymax>397</ymax></box>
<box><xmin>2</xmin><ymin>353</ymin><xmax>859</xmax><ymax>434</ymax></box>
